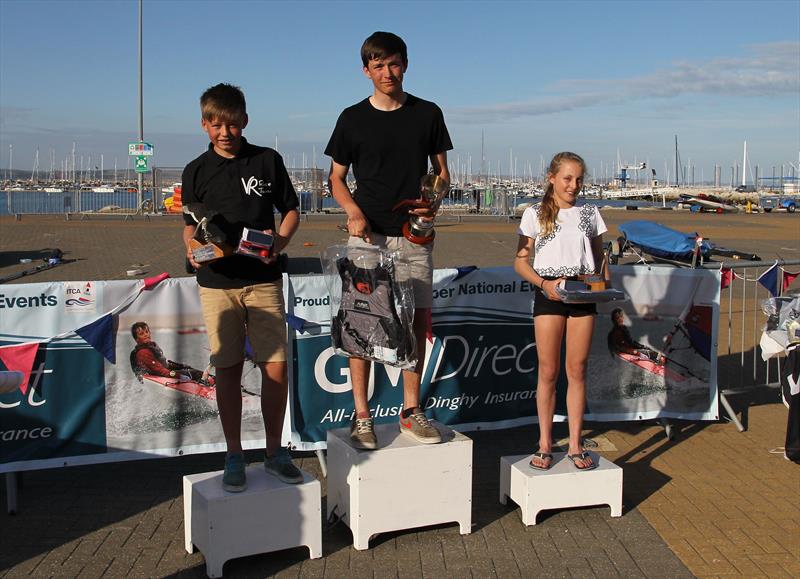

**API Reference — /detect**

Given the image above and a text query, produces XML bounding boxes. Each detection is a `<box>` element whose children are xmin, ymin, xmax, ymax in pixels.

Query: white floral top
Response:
<box><xmin>518</xmin><ymin>203</ymin><xmax>607</xmax><ymax>277</ymax></box>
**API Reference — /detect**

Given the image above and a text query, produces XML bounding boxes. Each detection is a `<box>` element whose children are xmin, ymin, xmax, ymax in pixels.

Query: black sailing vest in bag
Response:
<box><xmin>332</xmin><ymin>257</ymin><xmax>412</xmax><ymax>367</ymax></box>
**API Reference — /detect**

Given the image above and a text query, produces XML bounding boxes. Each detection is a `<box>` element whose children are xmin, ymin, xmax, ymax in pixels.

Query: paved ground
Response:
<box><xmin>1</xmin><ymin>211</ymin><xmax>799</xmax><ymax>578</ymax></box>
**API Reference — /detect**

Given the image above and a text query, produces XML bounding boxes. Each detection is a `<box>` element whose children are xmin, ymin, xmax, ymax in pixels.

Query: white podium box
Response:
<box><xmin>327</xmin><ymin>422</ymin><xmax>472</xmax><ymax>550</ymax></box>
<box><xmin>183</xmin><ymin>465</ymin><xmax>321</xmax><ymax>578</ymax></box>
<box><xmin>499</xmin><ymin>452</ymin><xmax>622</xmax><ymax>526</ymax></box>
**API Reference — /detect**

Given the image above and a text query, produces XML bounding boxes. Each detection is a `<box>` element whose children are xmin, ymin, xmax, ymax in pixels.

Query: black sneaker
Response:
<box><xmin>264</xmin><ymin>447</ymin><xmax>303</xmax><ymax>484</ymax></box>
<box><xmin>222</xmin><ymin>452</ymin><xmax>247</xmax><ymax>492</ymax></box>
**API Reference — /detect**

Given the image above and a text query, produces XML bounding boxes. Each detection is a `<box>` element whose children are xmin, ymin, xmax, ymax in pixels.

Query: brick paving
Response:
<box><xmin>1</xmin><ymin>213</ymin><xmax>799</xmax><ymax>578</ymax></box>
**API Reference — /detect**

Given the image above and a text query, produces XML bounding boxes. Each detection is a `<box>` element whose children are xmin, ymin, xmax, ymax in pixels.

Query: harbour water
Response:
<box><xmin>0</xmin><ymin>189</ymin><xmax>676</xmax><ymax>217</ymax></box>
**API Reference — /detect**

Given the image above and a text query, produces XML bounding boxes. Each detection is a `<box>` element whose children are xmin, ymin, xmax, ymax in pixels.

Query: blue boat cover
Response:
<box><xmin>619</xmin><ymin>220</ymin><xmax>713</xmax><ymax>261</ymax></box>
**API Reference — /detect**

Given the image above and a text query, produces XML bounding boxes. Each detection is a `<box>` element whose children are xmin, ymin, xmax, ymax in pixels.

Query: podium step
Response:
<box><xmin>183</xmin><ymin>464</ymin><xmax>321</xmax><ymax>577</ymax></box>
<box><xmin>499</xmin><ymin>452</ymin><xmax>622</xmax><ymax>525</ymax></box>
<box><xmin>327</xmin><ymin>421</ymin><xmax>473</xmax><ymax>549</ymax></box>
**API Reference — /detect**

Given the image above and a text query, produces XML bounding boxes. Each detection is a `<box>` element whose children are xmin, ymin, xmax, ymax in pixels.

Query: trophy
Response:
<box><xmin>235</xmin><ymin>227</ymin><xmax>274</xmax><ymax>262</ymax></box>
<box><xmin>183</xmin><ymin>204</ymin><xmax>233</xmax><ymax>264</ymax></box>
<box><xmin>392</xmin><ymin>174</ymin><xmax>450</xmax><ymax>245</ymax></box>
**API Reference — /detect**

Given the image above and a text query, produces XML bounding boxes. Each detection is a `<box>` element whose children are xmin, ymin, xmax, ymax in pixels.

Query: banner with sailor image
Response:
<box><xmin>2</xmin><ymin>266</ymin><xmax>719</xmax><ymax>467</ymax></box>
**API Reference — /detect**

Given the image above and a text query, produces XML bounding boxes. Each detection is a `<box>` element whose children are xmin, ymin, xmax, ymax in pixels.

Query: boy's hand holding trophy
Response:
<box><xmin>392</xmin><ymin>173</ymin><xmax>450</xmax><ymax>245</ymax></box>
<box><xmin>184</xmin><ymin>204</ymin><xmax>233</xmax><ymax>264</ymax></box>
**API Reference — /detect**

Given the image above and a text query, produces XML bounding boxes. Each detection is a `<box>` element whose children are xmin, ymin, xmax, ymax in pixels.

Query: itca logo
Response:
<box><xmin>65</xmin><ymin>281</ymin><xmax>95</xmax><ymax>311</ymax></box>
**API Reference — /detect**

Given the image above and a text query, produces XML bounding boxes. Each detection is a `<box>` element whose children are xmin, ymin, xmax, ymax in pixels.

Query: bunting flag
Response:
<box><xmin>425</xmin><ymin>308</ymin><xmax>434</xmax><ymax>343</ymax></box>
<box><xmin>783</xmin><ymin>270</ymin><xmax>800</xmax><ymax>292</ymax></box>
<box><xmin>757</xmin><ymin>262</ymin><xmax>780</xmax><ymax>297</ymax></box>
<box><xmin>720</xmin><ymin>267</ymin><xmax>733</xmax><ymax>290</ymax></box>
<box><xmin>286</xmin><ymin>314</ymin><xmax>306</xmax><ymax>332</ymax></box>
<box><xmin>143</xmin><ymin>272</ymin><xmax>170</xmax><ymax>290</ymax></box>
<box><xmin>0</xmin><ymin>342</ymin><xmax>40</xmax><ymax>395</ymax></box>
<box><xmin>75</xmin><ymin>314</ymin><xmax>116</xmax><ymax>363</ymax></box>
<box><xmin>454</xmin><ymin>266</ymin><xmax>478</xmax><ymax>281</ymax></box>
<box><xmin>244</xmin><ymin>335</ymin><xmax>254</xmax><ymax>360</ymax></box>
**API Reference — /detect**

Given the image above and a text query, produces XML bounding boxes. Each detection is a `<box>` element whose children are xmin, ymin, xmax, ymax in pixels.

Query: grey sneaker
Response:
<box><xmin>350</xmin><ymin>415</ymin><xmax>378</xmax><ymax>450</ymax></box>
<box><xmin>222</xmin><ymin>452</ymin><xmax>247</xmax><ymax>492</ymax></box>
<box><xmin>399</xmin><ymin>408</ymin><xmax>442</xmax><ymax>444</ymax></box>
<box><xmin>264</xmin><ymin>447</ymin><xmax>303</xmax><ymax>484</ymax></box>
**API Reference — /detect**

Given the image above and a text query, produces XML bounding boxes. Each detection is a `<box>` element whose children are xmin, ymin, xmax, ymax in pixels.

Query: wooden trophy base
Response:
<box><xmin>402</xmin><ymin>222</ymin><xmax>436</xmax><ymax>245</ymax></box>
<box><xmin>584</xmin><ymin>276</ymin><xmax>609</xmax><ymax>291</ymax></box>
<box><xmin>189</xmin><ymin>238</ymin><xmax>231</xmax><ymax>264</ymax></box>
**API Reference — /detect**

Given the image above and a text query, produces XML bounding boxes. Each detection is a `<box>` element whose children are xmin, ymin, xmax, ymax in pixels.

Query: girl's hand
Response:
<box><xmin>542</xmin><ymin>278</ymin><xmax>563</xmax><ymax>301</ymax></box>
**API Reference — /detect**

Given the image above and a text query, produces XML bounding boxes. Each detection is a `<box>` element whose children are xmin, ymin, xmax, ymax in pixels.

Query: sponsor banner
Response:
<box><xmin>1</xmin><ymin>277</ymin><xmax>291</xmax><ymax>472</ymax></box>
<box><xmin>288</xmin><ymin>266</ymin><xmax>720</xmax><ymax>448</ymax></box>
<box><xmin>1</xmin><ymin>266</ymin><xmax>720</xmax><ymax>468</ymax></box>
<box><xmin>0</xmin><ymin>282</ymin><xmax>105</xmax><ymax>340</ymax></box>
<box><xmin>0</xmin><ymin>343</ymin><xmax>107</xmax><ymax>464</ymax></box>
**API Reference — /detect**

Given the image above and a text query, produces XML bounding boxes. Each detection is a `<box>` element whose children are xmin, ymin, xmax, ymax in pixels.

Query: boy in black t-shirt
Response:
<box><xmin>182</xmin><ymin>83</ymin><xmax>302</xmax><ymax>491</ymax></box>
<box><xmin>325</xmin><ymin>32</ymin><xmax>453</xmax><ymax>450</ymax></box>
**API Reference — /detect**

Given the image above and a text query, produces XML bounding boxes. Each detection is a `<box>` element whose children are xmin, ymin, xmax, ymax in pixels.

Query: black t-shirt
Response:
<box><xmin>182</xmin><ymin>138</ymin><xmax>299</xmax><ymax>288</ymax></box>
<box><xmin>324</xmin><ymin>94</ymin><xmax>453</xmax><ymax>236</ymax></box>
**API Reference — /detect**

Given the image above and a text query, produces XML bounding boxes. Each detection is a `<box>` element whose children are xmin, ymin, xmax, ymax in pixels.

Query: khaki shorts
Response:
<box><xmin>347</xmin><ymin>233</ymin><xmax>433</xmax><ymax>309</ymax></box>
<box><xmin>198</xmin><ymin>280</ymin><xmax>287</xmax><ymax>368</ymax></box>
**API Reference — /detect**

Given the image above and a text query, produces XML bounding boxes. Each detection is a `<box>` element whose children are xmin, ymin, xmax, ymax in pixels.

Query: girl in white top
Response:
<box><xmin>513</xmin><ymin>152</ymin><xmax>609</xmax><ymax>471</ymax></box>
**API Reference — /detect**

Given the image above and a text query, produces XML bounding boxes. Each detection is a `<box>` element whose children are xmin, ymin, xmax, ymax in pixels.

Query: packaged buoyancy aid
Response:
<box><xmin>332</xmin><ymin>256</ymin><xmax>415</xmax><ymax>368</ymax></box>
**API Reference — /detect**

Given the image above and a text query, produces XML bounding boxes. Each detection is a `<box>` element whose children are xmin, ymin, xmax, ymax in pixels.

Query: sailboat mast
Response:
<box><xmin>741</xmin><ymin>141</ymin><xmax>747</xmax><ymax>187</ymax></box>
<box><xmin>674</xmin><ymin>135</ymin><xmax>679</xmax><ymax>188</ymax></box>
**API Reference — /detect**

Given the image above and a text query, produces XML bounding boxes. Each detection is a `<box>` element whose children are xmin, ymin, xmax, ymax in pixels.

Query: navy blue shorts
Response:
<box><xmin>532</xmin><ymin>285</ymin><xmax>597</xmax><ymax>318</ymax></box>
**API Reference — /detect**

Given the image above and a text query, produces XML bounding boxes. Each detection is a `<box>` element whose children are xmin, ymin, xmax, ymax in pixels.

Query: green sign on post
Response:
<box><xmin>134</xmin><ymin>155</ymin><xmax>149</xmax><ymax>173</ymax></box>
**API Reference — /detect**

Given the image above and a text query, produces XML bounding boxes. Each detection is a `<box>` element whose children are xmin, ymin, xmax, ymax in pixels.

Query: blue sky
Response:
<box><xmin>1</xmin><ymin>0</ymin><xmax>798</xmax><ymax>184</ymax></box>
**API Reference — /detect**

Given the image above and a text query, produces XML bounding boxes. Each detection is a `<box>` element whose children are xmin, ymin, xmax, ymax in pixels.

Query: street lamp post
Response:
<box><xmin>137</xmin><ymin>0</ymin><xmax>143</xmax><ymax>212</ymax></box>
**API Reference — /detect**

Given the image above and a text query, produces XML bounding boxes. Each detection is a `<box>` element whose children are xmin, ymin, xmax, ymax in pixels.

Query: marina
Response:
<box><xmin>2</xmin><ymin>177</ymin><xmax>797</xmax><ymax>218</ymax></box>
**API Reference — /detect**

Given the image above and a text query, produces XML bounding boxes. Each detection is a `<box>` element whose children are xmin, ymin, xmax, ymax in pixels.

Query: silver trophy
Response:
<box><xmin>393</xmin><ymin>174</ymin><xmax>450</xmax><ymax>245</ymax></box>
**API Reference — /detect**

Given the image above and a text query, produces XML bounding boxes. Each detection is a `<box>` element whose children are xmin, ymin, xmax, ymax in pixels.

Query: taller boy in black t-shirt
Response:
<box><xmin>182</xmin><ymin>83</ymin><xmax>302</xmax><ymax>491</ymax></box>
<box><xmin>325</xmin><ymin>31</ymin><xmax>453</xmax><ymax>449</ymax></box>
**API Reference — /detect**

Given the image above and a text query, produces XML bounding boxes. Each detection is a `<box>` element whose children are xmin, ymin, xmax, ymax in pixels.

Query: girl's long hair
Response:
<box><xmin>538</xmin><ymin>152</ymin><xmax>586</xmax><ymax>237</ymax></box>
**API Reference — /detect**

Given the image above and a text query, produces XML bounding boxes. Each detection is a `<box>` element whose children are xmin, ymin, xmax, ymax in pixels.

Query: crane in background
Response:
<box><xmin>616</xmin><ymin>161</ymin><xmax>646</xmax><ymax>189</ymax></box>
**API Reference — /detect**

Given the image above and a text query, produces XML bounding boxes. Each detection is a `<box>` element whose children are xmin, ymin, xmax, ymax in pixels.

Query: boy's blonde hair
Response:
<box><xmin>539</xmin><ymin>151</ymin><xmax>586</xmax><ymax>237</ymax></box>
<box><xmin>200</xmin><ymin>83</ymin><xmax>246</xmax><ymax>122</ymax></box>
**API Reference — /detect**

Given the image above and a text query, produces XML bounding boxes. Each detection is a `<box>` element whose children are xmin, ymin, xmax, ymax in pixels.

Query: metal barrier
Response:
<box><xmin>703</xmin><ymin>258</ymin><xmax>800</xmax><ymax>431</ymax></box>
<box><xmin>3</xmin><ymin>180</ymin><xmax>651</xmax><ymax>219</ymax></box>
<box><xmin>5</xmin><ymin>189</ymin><xmax>156</xmax><ymax>217</ymax></box>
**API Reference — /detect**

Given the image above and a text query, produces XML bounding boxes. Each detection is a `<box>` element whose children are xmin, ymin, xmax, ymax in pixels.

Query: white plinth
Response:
<box><xmin>499</xmin><ymin>452</ymin><xmax>622</xmax><ymax>525</ymax></box>
<box><xmin>327</xmin><ymin>422</ymin><xmax>472</xmax><ymax>549</ymax></box>
<box><xmin>183</xmin><ymin>465</ymin><xmax>321</xmax><ymax>578</ymax></box>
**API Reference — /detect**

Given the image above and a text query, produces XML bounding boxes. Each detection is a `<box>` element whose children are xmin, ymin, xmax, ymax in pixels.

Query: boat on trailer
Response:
<box><xmin>614</xmin><ymin>220</ymin><xmax>759</xmax><ymax>266</ymax></box>
<box><xmin>677</xmin><ymin>193</ymin><xmax>739</xmax><ymax>213</ymax></box>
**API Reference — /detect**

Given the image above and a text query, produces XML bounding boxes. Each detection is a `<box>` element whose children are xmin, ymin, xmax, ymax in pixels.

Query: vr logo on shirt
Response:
<box><xmin>241</xmin><ymin>176</ymin><xmax>272</xmax><ymax>197</ymax></box>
